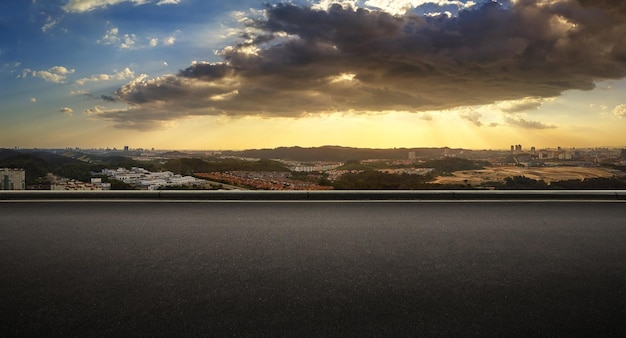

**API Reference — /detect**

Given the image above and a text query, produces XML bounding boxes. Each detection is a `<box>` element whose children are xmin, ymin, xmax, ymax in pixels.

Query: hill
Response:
<box><xmin>0</xmin><ymin>149</ymin><xmax>22</xmax><ymax>161</ymax></box>
<box><xmin>0</xmin><ymin>149</ymin><xmax>160</xmax><ymax>185</ymax></box>
<box><xmin>0</xmin><ymin>149</ymin><xmax>85</xmax><ymax>184</ymax></box>
<box><xmin>222</xmin><ymin>146</ymin><xmax>460</xmax><ymax>162</ymax></box>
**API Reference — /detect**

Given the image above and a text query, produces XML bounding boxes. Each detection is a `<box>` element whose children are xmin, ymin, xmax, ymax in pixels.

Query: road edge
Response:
<box><xmin>1</xmin><ymin>190</ymin><xmax>626</xmax><ymax>200</ymax></box>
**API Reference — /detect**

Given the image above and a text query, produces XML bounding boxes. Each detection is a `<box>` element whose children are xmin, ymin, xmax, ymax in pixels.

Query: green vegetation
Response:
<box><xmin>106</xmin><ymin>178</ymin><xmax>136</xmax><ymax>190</ymax></box>
<box><xmin>55</xmin><ymin>164</ymin><xmax>96</xmax><ymax>183</ymax></box>
<box><xmin>288</xmin><ymin>171</ymin><xmax>332</xmax><ymax>186</ymax></box>
<box><xmin>485</xmin><ymin>176</ymin><xmax>626</xmax><ymax>189</ymax></box>
<box><xmin>222</xmin><ymin>146</ymin><xmax>454</xmax><ymax>162</ymax></box>
<box><xmin>333</xmin><ymin>171</ymin><xmax>446</xmax><ymax>190</ymax></box>
<box><xmin>334</xmin><ymin>158</ymin><xmax>490</xmax><ymax>173</ymax></box>
<box><xmin>330</xmin><ymin>159</ymin><xmax>490</xmax><ymax>189</ymax></box>
<box><xmin>421</xmin><ymin>157</ymin><xmax>489</xmax><ymax>175</ymax></box>
<box><xmin>336</xmin><ymin>160</ymin><xmax>376</xmax><ymax>171</ymax></box>
<box><xmin>549</xmin><ymin>177</ymin><xmax>626</xmax><ymax>189</ymax></box>
<box><xmin>494</xmin><ymin>176</ymin><xmax>549</xmax><ymax>189</ymax></box>
<box><xmin>162</xmin><ymin>158</ymin><xmax>211</xmax><ymax>174</ymax></box>
<box><xmin>0</xmin><ymin>150</ymin><xmax>83</xmax><ymax>185</ymax></box>
<box><xmin>607</xmin><ymin>164</ymin><xmax>626</xmax><ymax>174</ymax></box>
<box><xmin>333</xmin><ymin>172</ymin><xmax>626</xmax><ymax>190</ymax></box>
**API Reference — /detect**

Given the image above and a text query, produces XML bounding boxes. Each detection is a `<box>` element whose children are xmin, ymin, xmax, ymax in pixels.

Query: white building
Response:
<box><xmin>292</xmin><ymin>163</ymin><xmax>342</xmax><ymax>172</ymax></box>
<box><xmin>101</xmin><ymin>167</ymin><xmax>204</xmax><ymax>190</ymax></box>
<box><xmin>1</xmin><ymin>168</ymin><xmax>26</xmax><ymax>190</ymax></box>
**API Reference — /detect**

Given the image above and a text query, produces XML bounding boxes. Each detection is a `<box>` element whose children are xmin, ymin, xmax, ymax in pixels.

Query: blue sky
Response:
<box><xmin>2</xmin><ymin>0</ymin><xmax>626</xmax><ymax>150</ymax></box>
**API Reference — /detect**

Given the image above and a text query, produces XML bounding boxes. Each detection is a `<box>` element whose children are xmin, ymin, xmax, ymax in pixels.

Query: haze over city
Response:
<box><xmin>2</xmin><ymin>0</ymin><xmax>626</xmax><ymax>150</ymax></box>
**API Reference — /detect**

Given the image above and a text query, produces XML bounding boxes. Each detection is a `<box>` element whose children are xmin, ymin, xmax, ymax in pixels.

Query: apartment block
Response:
<box><xmin>1</xmin><ymin>168</ymin><xmax>26</xmax><ymax>190</ymax></box>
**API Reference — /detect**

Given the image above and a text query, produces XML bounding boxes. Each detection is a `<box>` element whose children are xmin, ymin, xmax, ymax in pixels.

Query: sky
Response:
<box><xmin>1</xmin><ymin>0</ymin><xmax>626</xmax><ymax>150</ymax></box>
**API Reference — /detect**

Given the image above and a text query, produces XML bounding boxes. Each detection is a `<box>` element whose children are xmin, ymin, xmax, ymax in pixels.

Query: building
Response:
<box><xmin>1</xmin><ymin>168</ymin><xmax>26</xmax><ymax>190</ymax></box>
<box><xmin>292</xmin><ymin>163</ymin><xmax>342</xmax><ymax>172</ymax></box>
<box><xmin>91</xmin><ymin>178</ymin><xmax>111</xmax><ymax>190</ymax></box>
<box><xmin>101</xmin><ymin>167</ymin><xmax>205</xmax><ymax>190</ymax></box>
<box><xmin>51</xmin><ymin>179</ymin><xmax>103</xmax><ymax>191</ymax></box>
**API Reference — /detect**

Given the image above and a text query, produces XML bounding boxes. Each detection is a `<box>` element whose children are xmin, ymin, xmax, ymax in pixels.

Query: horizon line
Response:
<box><xmin>3</xmin><ymin>144</ymin><xmax>626</xmax><ymax>152</ymax></box>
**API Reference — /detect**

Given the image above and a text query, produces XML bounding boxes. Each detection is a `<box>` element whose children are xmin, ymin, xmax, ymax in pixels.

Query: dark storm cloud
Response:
<box><xmin>177</xmin><ymin>62</ymin><xmax>232</xmax><ymax>80</ymax></box>
<box><xmin>100</xmin><ymin>0</ymin><xmax>626</xmax><ymax>129</ymax></box>
<box><xmin>100</xmin><ymin>95</ymin><xmax>117</xmax><ymax>102</ymax></box>
<box><xmin>577</xmin><ymin>0</ymin><xmax>626</xmax><ymax>15</ymax></box>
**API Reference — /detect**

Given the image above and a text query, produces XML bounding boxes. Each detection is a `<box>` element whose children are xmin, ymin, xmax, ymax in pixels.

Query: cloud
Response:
<box><xmin>497</xmin><ymin>97</ymin><xmax>546</xmax><ymax>113</ymax></box>
<box><xmin>98</xmin><ymin>1</ymin><xmax>626</xmax><ymax>130</ymax></box>
<box><xmin>459</xmin><ymin>110</ymin><xmax>483</xmax><ymax>127</ymax></box>
<box><xmin>24</xmin><ymin>66</ymin><xmax>75</xmax><ymax>83</ymax></box>
<box><xmin>98</xmin><ymin>27</ymin><xmax>120</xmax><ymax>45</ymax></box>
<box><xmin>99</xmin><ymin>27</ymin><xmax>177</xmax><ymax>49</ymax></box>
<box><xmin>59</xmin><ymin>107</ymin><xmax>74</xmax><ymax>115</ymax></box>
<box><xmin>63</xmin><ymin>0</ymin><xmax>150</xmax><ymax>12</ymax></box>
<box><xmin>75</xmin><ymin>67</ymin><xmax>136</xmax><ymax>85</ymax></box>
<box><xmin>70</xmin><ymin>90</ymin><xmax>90</xmax><ymax>96</ymax></box>
<box><xmin>49</xmin><ymin>66</ymin><xmax>74</xmax><ymax>75</ymax></box>
<box><xmin>84</xmin><ymin>105</ymin><xmax>164</xmax><ymax>130</ymax></box>
<box><xmin>577</xmin><ymin>0</ymin><xmax>626</xmax><ymax>15</ymax></box>
<box><xmin>156</xmin><ymin>0</ymin><xmax>181</xmax><ymax>5</ymax></box>
<box><xmin>613</xmin><ymin>104</ymin><xmax>626</xmax><ymax>118</ymax></box>
<box><xmin>84</xmin><ymin>106</ymin><xmax>105</xmax><ymax>115</ymax></box>
<box><xmin>63</xmin><ymin>0</ymin><xmax>182</xmax><ymax>12</ymax></box>
<box><xmin>162</xmin><ymin>35</ymin><xmax>176</xmax><ymax>46</ymax></box>
<box><xmin>504</xmin><ymin>117</ymin><xmax>556</xmax><ymax>129</ymax></box>
<box><xmin>97</xmin><ymin>27</ymin><xmax>139</xmax><ymax>49</ymax></box>
<box><xmin>362</xmin><ymin>0</ymin><xmax>478</xmax><ymax>16</ymax></box>
<box><xmin>1</xmin><ymin>62</ymin><xmax>21</xmax><ymax>75</ymax></box>
<box><xmin>419</xmin><ymin>113</ymin><xmax>432</xmax><ymax>121</ymax></box>
<box><xmin>148</xmin><ymin>35</ymin><xmax>176</xmax><ymax>47</ymax></box>
<box><xmin>41</xmin><ymin>15</ymin><xmax>59</xmax><ymax>33</ymax></box>
<box><xmin>101</xmin><ymin>95</ymin><xmax>117</xmax><ymax>102</ymax></box>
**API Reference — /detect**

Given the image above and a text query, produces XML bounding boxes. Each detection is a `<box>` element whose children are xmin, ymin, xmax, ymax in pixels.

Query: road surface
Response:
<box><xmin>1</xmin><ymin>200</ymin><xmax>625</xmax><ymax>336</ymax></box>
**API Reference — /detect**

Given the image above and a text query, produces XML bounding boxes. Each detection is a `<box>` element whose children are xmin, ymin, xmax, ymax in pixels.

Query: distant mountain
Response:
<box><xmin>222</xmin><ymin>146</ymin><xmax>463</xmax><ymax>162</ymax></box>
<box><xmin>0</xmin><ymin>148</ymin><xmax>85</xmax><ymax>184</ymax></box>
<box><xmin>0</xmin><ymin>149</ymin><xmax>21</xmax><ymax>161</ymax></box>
<box><xmin>0</xmin><ymin>148</ymin><xmax>85</xmax><ymax>167</ymax></box>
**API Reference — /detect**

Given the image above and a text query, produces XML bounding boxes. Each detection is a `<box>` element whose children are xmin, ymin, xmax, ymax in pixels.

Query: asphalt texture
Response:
<box><xmin>1</xmin><ymin>201</ymin><xmax>625</xmax><ymax>337</ymax></box>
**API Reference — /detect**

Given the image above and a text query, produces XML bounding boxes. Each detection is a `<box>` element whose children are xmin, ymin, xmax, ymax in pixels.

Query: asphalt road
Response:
<box><xmin>1</xmin><ymin>201</ymin><xmax>625</xmax><ymax>337</ymax></box>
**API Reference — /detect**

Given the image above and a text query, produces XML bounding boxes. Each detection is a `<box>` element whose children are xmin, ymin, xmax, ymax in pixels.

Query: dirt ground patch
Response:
<box><xmin>433</xmin><ymin>166</ymin><xmax>625</xmax><ymax>186</ymax></box>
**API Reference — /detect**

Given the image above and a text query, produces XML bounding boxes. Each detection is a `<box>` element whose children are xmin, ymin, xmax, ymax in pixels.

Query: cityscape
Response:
<box><xmin>3</xmin><ymin>144</ymin><xmax>626</xmax><ymax>191</ymax></box>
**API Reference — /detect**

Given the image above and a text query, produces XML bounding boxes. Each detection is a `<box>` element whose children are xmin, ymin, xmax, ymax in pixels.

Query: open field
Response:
<box><xmin>433</xmin><ymin>166</ymin><xmax>625</xmax><ymax>185</ymax></box>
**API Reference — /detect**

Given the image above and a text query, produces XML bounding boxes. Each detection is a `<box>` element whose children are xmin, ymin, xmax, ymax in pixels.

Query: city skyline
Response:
<box><xmin>2</xmin><ymin>0</ymin><xmax>626</xmax><ymax>150</ymax></box>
